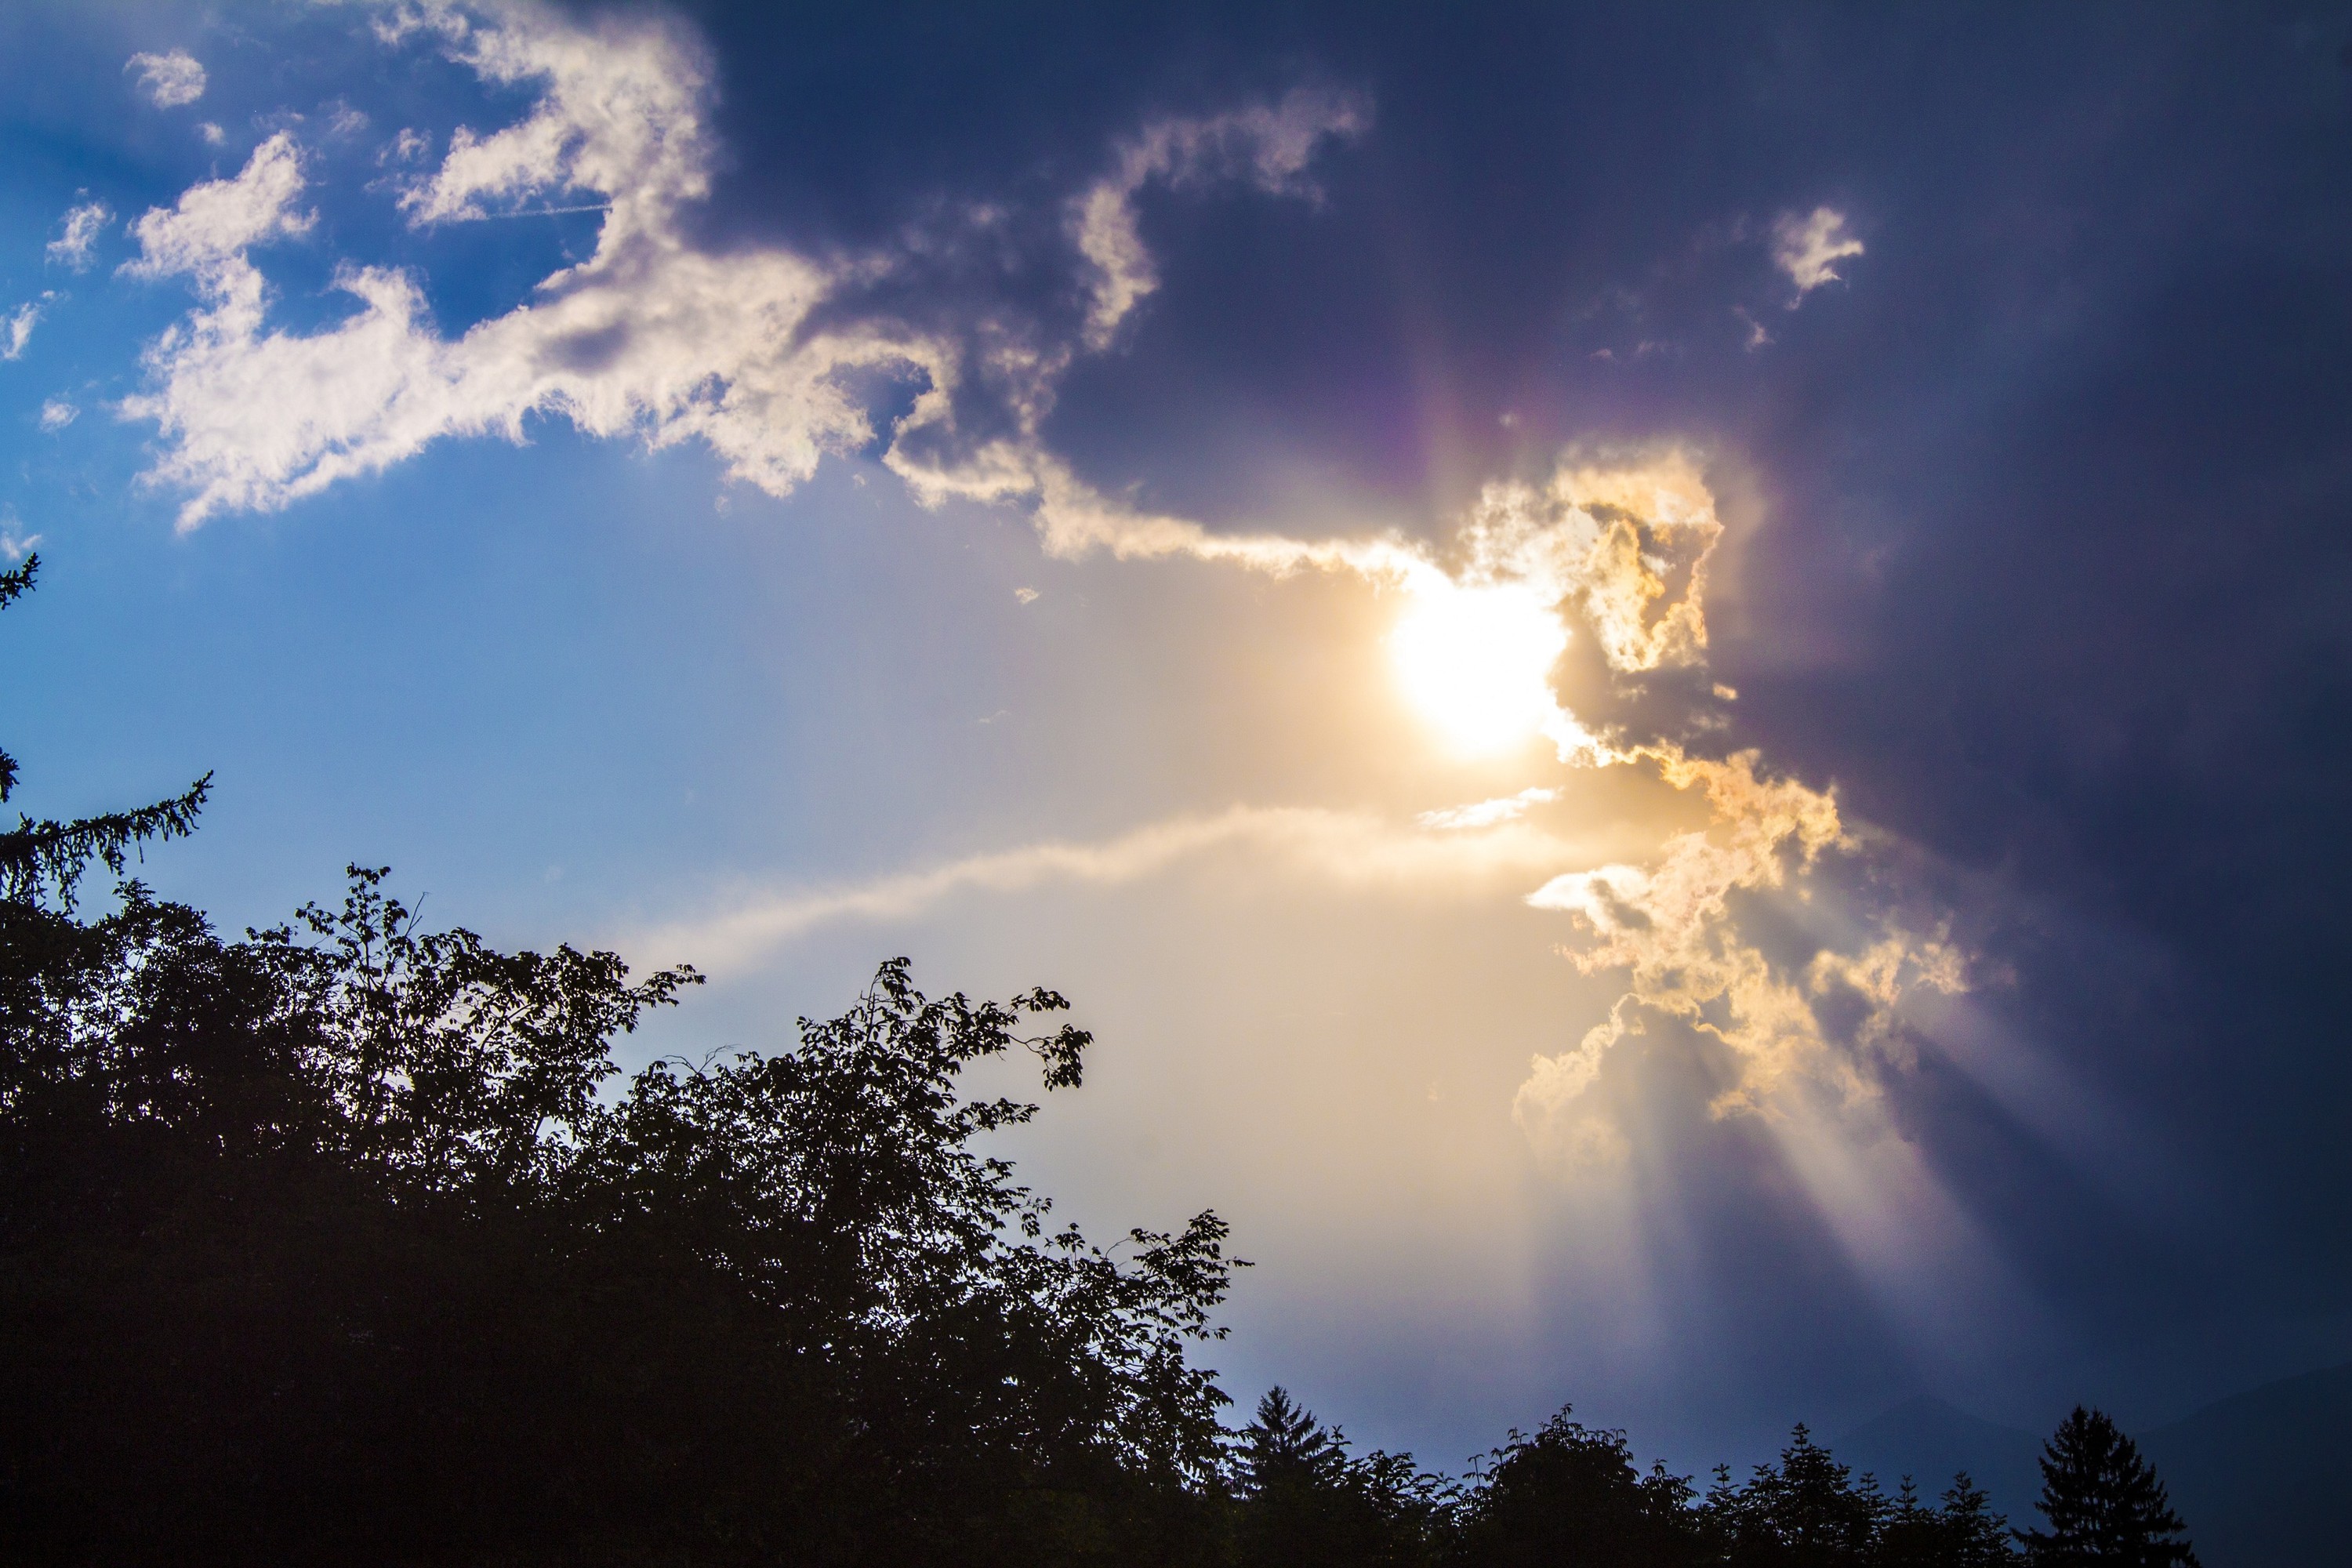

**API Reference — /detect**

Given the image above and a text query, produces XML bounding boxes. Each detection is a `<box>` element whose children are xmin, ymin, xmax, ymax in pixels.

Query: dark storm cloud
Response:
<box><xmin>61</xmin><ymin>0</ymin><xmax>2347</xmax><ymax>1449</ymax></box>
<box><xmin>639</xmin><ymin>0</ymin><xmax>2352</xmax><ymax>1423</ymax></box>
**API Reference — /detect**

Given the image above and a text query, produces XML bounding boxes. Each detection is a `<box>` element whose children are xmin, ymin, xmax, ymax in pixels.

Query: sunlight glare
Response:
<box><xmin>1389</xmin><ymin>580</ymin><xmax>1570</xmax><ymax>757</ymax></box>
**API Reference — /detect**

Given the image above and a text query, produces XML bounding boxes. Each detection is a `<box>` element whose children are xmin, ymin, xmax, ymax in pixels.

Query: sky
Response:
<box><xmin>5</xmin><ymin>0</ymin><xmax>2352</xmax><ymax>1478</ymax></box>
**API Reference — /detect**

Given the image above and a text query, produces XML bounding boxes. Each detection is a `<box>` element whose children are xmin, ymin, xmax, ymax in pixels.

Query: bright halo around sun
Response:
<box><xmin>1388</xmin><ymin>579</ymin><xmax>1570</xmax><ymax>757</ymax></box>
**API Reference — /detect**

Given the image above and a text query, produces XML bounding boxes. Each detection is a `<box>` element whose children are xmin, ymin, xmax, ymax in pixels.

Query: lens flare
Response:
<box><xmin>1388</xmin><ymin>580</ymin><xmax>1569</xmax><ymax>757</ymax></box>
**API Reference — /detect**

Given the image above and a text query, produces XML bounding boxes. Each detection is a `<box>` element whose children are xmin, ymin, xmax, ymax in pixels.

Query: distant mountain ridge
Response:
<box><xmin>1833</xmin><ymin>1396</ymin><xmax>2042</xmax><ymax>1523</ymax></box>
<box><xmin>1833</xmin><ymin>1361</ymin><xmax>2352</xmax><ymax>1568</ymax></box>
<box><xmin>2143</xmin><ymin>1361</ymin><xmax>2352</xmax><ymax>1568</ymax></box>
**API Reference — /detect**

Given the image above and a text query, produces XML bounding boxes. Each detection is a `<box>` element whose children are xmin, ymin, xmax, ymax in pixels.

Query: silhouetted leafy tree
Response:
<box><xmin>2017</xmin><ymin>1408</ymin><xmax>2198</xmax><ymax>1567</ymax></box>
<box><xmin>1450</xmin><ymin>1405</ymin><xmax>1703</xmax><ymax>1567</ymax></box>
<box><xmin>2</xmin><ymin>862</ymin><xmax>1245</xmax><ymax>1565</ymax></box>
<box><xmin>3</xmin><ymin>561</ymin><xmax>1249</xmax><ymax>1565</ymax></box>
<box><xmin>0</xmin><ymin>719</ymin><xmax>1246</xmax><ymax>1568</ymax></box>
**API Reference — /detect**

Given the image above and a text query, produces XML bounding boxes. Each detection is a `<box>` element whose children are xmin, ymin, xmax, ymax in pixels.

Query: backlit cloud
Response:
<box><xmin>1417</xmin><ymin>787</ymin><xmax>1561</xmax><ymax>831</ymax></box>
<box><xmin>1072</xmin><ymin>88</ymin><xmax>1369</xmax><ymax>349</ymax></box>
<box><xmin>1773</xmin><ymin>205</ymin><xmax>1864</xmax><ymax>297</ymax></box>
<box><xmin>1517</xmin><ymin>747</ymin><xmax>1964</xmax><ymax>1153</ymax></box>
<box><xmin>630</xmin><ymin>800</ymin><xmax>1631</xmax><ymax>977</ymax></box>
<box><xmin>105</xmin><ymin>0</ymin><xmax>1969</xmax><ymax>1174</ymax></box>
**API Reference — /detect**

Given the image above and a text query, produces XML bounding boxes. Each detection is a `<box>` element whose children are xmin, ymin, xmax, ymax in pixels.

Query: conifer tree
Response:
<box><xmin>2018</xmin><ymin>1407</ymin><xmax>2198</xmax><ymax>1567</ymax></box>
<box><xmin>0</xmin><ymin>556</ymin><xmax>209</xmax><ymax>907</ymax></box>
<box><xmin>1937</xmin><ymin>1473</ymin><xmax>2021</xmax><ymax>1566</ymax></box>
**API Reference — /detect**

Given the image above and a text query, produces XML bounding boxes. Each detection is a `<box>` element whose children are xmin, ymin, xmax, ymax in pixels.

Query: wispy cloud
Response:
<box><xmin>2</xmin><ymin>298</ymin><xmax>49</xmax><ymax>361</ymax></box>
<box><xmin>46</xmin><ymin>201</ymin><xmax>111</xmax><ymax>271</ymax></box>
<box><xmin>127</xmin><ymin>49</ymin><xmax>207</xmax><ymax>109</ymax></box>
<box><xmin>1071</xmin><ymin>89</ymin><xmax>1369</xmax><ymax>350</ymax></box>
<box><xmin>0</xmin><ymin>510</ymin><xmax>42</xmax><ymax>562</ymax></box>
<box><xmin>1418</xmin><ymin>787</ymin><xmax>1559</xmax><ymax>831</ymax></box>
<box><xmin>630</xmin><ymin>803</ymin><xmax>1624</xmax><ymax>976</ymax></box>
<box><xmin>38</xmin><ymin>398</ymin><xmax>77</xmax><ymax>432</ymax></box>
<box><xmin>1773</xmin><ymin>205</ymin><xmax>1864</xmax><ymax>298</ymax></box>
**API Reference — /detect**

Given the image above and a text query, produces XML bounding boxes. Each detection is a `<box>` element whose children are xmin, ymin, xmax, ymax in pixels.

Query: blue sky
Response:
<box><xmin>7</xmin><ymin>0</ymin><xmax>2352</xmax><ymax>1477</ymax></box>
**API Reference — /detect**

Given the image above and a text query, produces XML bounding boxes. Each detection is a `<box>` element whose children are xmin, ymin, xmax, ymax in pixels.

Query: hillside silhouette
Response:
<box><xmin>2143</xmin><ymin>1363</ymin><xmax>2352</xmax><ymax>1568</ymax></box>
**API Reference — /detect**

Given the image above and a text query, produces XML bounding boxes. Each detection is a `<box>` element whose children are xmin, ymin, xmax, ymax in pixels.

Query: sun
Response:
<box><xmin>1388</xmin><ymin>579</ymin><xmax>1569</xmax><ymax>757</ymax></box>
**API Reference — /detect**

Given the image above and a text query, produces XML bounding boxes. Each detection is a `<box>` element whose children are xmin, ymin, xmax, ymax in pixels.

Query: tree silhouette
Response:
<box><xmin>2018</xmin><ymin>1407</ymin><xmax>2198</xmax><ymax>1567</ymax></box>
<box><xmin>1231</xmin><ymin>1387</ymin><xmax>1451</xmax><ymax>1567</ymax></box>
<box><xmin>1451</xmin><ymin>1405</ymin><xmax>1702</xmax><ymax>1567</ymax></box>
<box><xmin>1882</xmin><ymin>1473</ymin><xmax>2019</xmax><ymax>1568</ymax></box>
<box><xmin>3</xmin><ymin>841</ymin><xmax>1245</xmax><ymax>1561</ymax></box>
<box><xmin>0</xmin><ymin>556</ymin><xmax>209</xmax><ymax>908</ymax></box>
<box><xmin>1939</xmin><ymin>1475</ymin><xmax>2024</xmax><ymax>1567</ymax></box>
<box><xmin>1708</xmin><ymin>1425</ymin><xmax>1889</xmax><ymax>1566</ymax></box>
<box><xmin>1239</xmin><ymin>1387</ymin><xmax>1351</xmax><ymax>1494</ymax></box>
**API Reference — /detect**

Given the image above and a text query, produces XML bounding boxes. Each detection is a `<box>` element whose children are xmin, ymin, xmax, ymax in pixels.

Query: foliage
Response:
<box><xmin>0</xmin><ymin>868</ymin><xmax>1244</xmax><ymax>1565</ymax></box>
<box><xmin>2017</xmin><ymin>1408</ymin><xmax>2199</xmax><ymax>1567</ymax></box>
<box><xmin>1451</xmin><ymin>1406</ymin><xmax>1703</xmax><ymax>1566</ymax></box>
<box><xmin>1230</xmin><ymin>1388</ymin><xmax>1454</xmax><ymax>1566</ymax></box>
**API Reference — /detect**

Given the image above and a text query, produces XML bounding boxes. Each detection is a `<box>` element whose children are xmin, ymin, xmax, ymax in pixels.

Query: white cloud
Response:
<box><xmin>122</xmin><ymin>6</ymin><xmax>952</xmax><ymax>529</ymax></box>
<box><xmin>380</xmin><ymin>128</ymin><xmax>431</xmax><ymax>165</ymax></box>
<box><xmin>127</xmin><ymin>49</ymin><xmax>208</xmax><ymax>109</ymax></box>
<box><xmin>46</xmin><ymin>201</ymin><xmax>112</xmax><ymax>270</ymax></box>
<box><xmin>0</xmin><ymin>509</ymin><xmax>40</xmax><ymax>561</ymax></box>
<box><xmin>199</xmin><ymin>122</ymin><xmax>227</xmax><ymax>147</ymax></box>
<box><xmin>2</xmin><ymin>298</ymin><xmax>49</xmax><ymax>361</ymax></box>
<box><xmin>1071</xmin><ymin>88</ymin><xmax>1370</xmax><ymax>349</ymax></box>
<box><xmin>1418</xmin><ymin>786</ymin><xmax>1559</xmax><ymax>831</ymax></box>
<box><xmin>121</xmin><ymin>4</ymin><xmax>1367</xmax><ymax>535</ymax></box>
<box><xmin>38</xmin><ymin>398</ymin><xmax>78</xmax><ymax>432</ymax></box>
<box><xmin>1773</xmin><ymin>205</ymin><xmax>1864</xmax><ymax>297</ymax></box>
<box><xmin>629</xmin><ymin>801</ymin><xmax>1624</xmax><ymax>977</ymax></box>
<box><xmin>122</xmin><ymin>131</ymin><xmax>313</xmax><ymax>285</ymax></box>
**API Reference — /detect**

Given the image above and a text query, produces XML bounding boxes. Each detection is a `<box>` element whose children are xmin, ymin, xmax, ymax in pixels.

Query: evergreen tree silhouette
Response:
<box><xmin>1707</xmin><ymin>1425</ymin><xmax>1888</xmax><ymax>1566</ymax></box>
<box><xmin>1232</xmin><ymin>1388</ymin><xmax>1449</xmax><ymax>1566</ymax></box>
<box><xmin>1237</xmin><ymin>1387</ymin><xmax>1350</xmax><ymax>1496</ymax></box>
<box><xmin>0</xmin><ymin>556</ymin><xmax>209</xmax><ymax>907</ymax></box>
<box><xmin>2018</xmin><ymin>1407</ymin><xmax>2198</xmax><ymax>1567</ymax></box>
<box><xmin>1938</xmin><ymin>1473</ymin><xmax>2022</xmax><ymax>1566</ymax></box>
